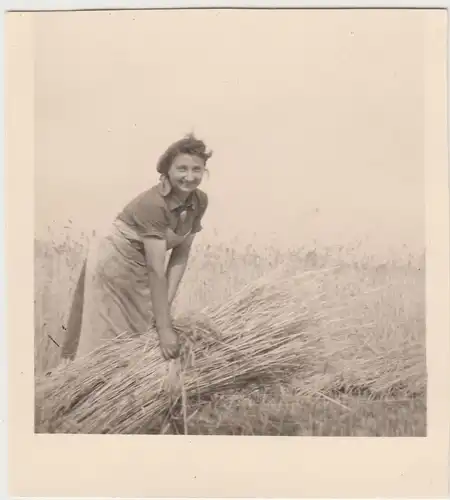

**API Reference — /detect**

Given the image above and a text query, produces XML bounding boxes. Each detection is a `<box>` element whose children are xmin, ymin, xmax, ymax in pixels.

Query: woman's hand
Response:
<box><xmin>158</xmin><ymin>327</ymin><xmax>180</xmax><ymax>360</ymax></box>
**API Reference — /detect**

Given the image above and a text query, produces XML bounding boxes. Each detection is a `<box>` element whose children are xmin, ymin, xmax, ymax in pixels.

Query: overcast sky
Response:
<box><xmin>34</xmin><ymin>9</ymin><xmax>424</xmax><ymax>255</ymax></box>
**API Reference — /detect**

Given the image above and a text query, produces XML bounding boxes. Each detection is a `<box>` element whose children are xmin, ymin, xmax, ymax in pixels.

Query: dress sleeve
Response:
<box><xmin>139</xmin><ymin>204</ymin><xmax>169</xmax><ymax>239</ymax></box>
<box><xmin>191</xmin><ymin>192</ymin><xmax>209</xmax><ymax>234</ymax></box>
<box><xmin>123</xmin><ymin>191</ymin><xmax>170</xmax><ymax>239</ymax></box>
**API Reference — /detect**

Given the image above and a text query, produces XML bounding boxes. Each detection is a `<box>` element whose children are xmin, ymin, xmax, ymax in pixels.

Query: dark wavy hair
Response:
<box><xmin>156</xmin><ymin>133</ymin><xmax>213</xmax><ymax>175</ymax></box>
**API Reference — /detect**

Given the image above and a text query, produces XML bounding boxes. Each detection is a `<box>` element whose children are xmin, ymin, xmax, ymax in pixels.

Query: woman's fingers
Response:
<box><xmin>160</xmin><ymin>346</ymin><xmax>177</xmax><ymax>361</ymax></box>
<box><xmin>165</xmin><ymin>346</ymin><xmax>179</xmax><ymax>360</ymax></box>
<box><xmin>159</xmin><ymin>336</ymin><xmax>180</xmax><ymax>360</ymax></box>
<box><xmin>167</xmin><ymin>347</ymin><xmax>177</xmax><ymax>359</ymax></box>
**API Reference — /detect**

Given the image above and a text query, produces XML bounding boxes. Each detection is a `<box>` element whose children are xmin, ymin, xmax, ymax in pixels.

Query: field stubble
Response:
<box><xmin>34</xmin><ymin>226</ymin><xmax>426</xmax><ymax>436</ymax></box>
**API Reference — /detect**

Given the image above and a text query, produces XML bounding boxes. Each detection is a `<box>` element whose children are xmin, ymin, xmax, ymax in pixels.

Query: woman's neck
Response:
<box><xmin>171</xmin><ymin>187</ymin><xmax>191</xmax><ymax>203</ymax></box>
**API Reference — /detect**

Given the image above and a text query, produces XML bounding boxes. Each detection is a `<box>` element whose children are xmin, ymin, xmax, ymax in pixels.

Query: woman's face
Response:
<box><xmin>167</xmin><ymin>153</ymin><xmax>206</xmax><ymax>195</ymax></box>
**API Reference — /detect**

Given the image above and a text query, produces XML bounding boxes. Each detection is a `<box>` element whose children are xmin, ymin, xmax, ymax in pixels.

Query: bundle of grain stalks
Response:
<box><xmin>35</xmin><ymin>267</ymin><xmax>338</xmax><ymax>434</ymax></box>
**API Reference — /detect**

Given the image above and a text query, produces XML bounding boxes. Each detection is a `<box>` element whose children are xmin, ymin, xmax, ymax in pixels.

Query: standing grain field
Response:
<box><xmin>34</xmin><ymin>225</ymin><xmax>426</xmax><ymax>436</ymax></box>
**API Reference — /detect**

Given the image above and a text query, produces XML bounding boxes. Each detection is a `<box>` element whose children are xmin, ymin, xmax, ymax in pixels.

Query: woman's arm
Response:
<box><xmin>143</xmin><ymin>236</ymin><xmax>179</xmax><ymax>359</ymax></box>
<box><xmin>167</xmin><ymin>234</ymin><xmax>195</xmax><ymax>307</ymax></box>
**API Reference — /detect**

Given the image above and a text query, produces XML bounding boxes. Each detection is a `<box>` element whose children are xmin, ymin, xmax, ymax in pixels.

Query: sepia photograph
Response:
<box><xmin>32</xmin><ymin>7</ymin><xmax>428</xmax><ymax>438</ymax></box>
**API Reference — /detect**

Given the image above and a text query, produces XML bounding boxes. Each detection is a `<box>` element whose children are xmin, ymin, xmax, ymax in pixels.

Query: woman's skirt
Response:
<box><xmin>61</xmin><ymin>219</ymin><xmax>154</xmax><ymax>360</ymax></box>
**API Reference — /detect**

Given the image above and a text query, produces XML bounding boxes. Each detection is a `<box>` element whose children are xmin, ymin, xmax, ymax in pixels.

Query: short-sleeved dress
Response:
<box><xmin>61</xmin><ymin>180</ymin><xmax>208</xmax><ymax>360</ymax></box>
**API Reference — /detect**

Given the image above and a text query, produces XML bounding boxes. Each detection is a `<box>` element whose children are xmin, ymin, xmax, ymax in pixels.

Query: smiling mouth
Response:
<box><xmin>179</xmin><ymin>182</ymin><xmax>197</xmax><ymax>189</ymax></box>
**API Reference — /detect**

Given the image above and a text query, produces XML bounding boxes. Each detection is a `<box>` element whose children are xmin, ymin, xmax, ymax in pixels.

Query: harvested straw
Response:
<box><xmin>35</xmin><ymin>264</ymin><xmax>425</xmax><ymax>435</ymax></box>
<box><xmin>35</xmin><ymin>267</ymin><xmax>333</xmax><ymax>434</ymax></box>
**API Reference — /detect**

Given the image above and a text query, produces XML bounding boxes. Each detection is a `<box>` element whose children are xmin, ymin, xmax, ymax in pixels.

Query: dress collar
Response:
<box><xmin>156</xmin><ymin>176</ymin><xmax>198</xmax><ymax>211</ymax></box>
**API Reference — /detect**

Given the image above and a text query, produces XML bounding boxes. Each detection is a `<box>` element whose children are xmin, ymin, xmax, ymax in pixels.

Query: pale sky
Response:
<box><xmin>34</xmin><ymin>9</ymin><xmax>424</xmax><ymax>254</ymax></box>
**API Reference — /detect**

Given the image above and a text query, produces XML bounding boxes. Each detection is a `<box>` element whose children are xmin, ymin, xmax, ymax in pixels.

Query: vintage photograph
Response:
<box><xmin>33</xmin><ymin>8</ymin><xmax>426</xmax><ymax>436</ymax></box>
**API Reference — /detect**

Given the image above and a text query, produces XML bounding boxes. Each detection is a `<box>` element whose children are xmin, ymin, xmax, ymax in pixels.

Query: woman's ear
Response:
<box><xmin>159</xmin><ymin>174</ymin><xmax>172</xmax><ymax>196</ymax></box>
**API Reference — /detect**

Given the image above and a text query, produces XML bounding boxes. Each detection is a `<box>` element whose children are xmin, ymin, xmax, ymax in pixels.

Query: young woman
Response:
<box><xmin>60</xmin><ymin>134</ymin><xmax>212</xmax><ymax>361</ymax></box>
